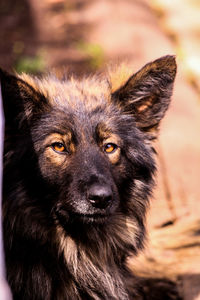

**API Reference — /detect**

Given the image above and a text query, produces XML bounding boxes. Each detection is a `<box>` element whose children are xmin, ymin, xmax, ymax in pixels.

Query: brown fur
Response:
<box><xmin>1</xmin><ymin>55</ymin><xmax>179</xmax><ymax>300</ymax></box>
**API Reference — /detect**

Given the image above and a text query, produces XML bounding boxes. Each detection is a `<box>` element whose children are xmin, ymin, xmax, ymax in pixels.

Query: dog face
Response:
<box><xmin>31</xmin><ymin>96</ymin><xmax>152</xmax><ymax>225</ymax></box>
<box><xmin>1</xmin><ymin>56</ymin><xmax>176</xmax><ymax>229</ymax></box>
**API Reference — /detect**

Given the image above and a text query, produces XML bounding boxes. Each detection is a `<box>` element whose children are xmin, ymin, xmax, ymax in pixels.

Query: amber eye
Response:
<box><xmin>51</xmin><ymin>142</ymin><xmax>66</xmax><ymax>153</ymax></box>
<box><xmin>104</xmin><ymin>143</ymin><xmax>118</xmax><ymax>154</ymax></box>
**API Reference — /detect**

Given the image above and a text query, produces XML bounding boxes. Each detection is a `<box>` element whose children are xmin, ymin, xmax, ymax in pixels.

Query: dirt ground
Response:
<box><xmin>0</xmin><ymin>0</ymin><xmax>200</xmax><ymax>299</ymax></box>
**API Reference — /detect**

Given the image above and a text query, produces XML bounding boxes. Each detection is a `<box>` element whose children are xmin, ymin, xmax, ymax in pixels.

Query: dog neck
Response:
<box><xmin>56</xmin><ymin>216</ymin><xmax>139</xmax><ymax>299</ymax></box>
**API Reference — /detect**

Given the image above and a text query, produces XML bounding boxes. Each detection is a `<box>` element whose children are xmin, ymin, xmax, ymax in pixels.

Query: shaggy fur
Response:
<box><xmin>1</xmin><ymin>56</ymin><xmax>178</xmax><ymax>299</ymax></box>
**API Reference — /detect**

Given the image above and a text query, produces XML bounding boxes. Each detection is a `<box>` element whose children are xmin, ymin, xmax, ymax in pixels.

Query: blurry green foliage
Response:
<box><xmin>14</xmin><ymin>53</ymin><xmax>46</xmax><ymax>74</ymax></box>
<box><xmin>76</xmin><ymin>41</ymin><xmax>104</xmax><ymax>69</ymax></box>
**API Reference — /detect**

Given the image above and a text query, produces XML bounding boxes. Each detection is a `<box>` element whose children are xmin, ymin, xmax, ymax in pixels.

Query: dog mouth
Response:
<box><xmin>54</xmin><ymin>207</ymin><xmax>110</xmax><ymax>226</ymax></box>
<box><xmin>70</xmin><ymin>212</ymin><xmax>109</xmax><ymax>223</ymax></box>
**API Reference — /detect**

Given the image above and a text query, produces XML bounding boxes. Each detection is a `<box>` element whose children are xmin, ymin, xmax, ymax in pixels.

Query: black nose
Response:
<box><xmin>87</xmin><ymin>184</ymin><xmax>113</xmax><ymax>209</ymax></box>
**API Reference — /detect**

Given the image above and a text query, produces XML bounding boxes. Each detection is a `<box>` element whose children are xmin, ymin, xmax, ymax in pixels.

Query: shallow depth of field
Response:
<box><xmin>1</xmin><ymin>0</ymin><xmax>200</xmax><ymax>299</ymax></box>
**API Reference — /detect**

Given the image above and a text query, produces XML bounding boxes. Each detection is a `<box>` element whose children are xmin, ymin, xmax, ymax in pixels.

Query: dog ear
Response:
<box><xmin>0</xmin><ymin>68</ymin><xmax>47</xmax><ymax>128</ymax></box>
<box><xmin>112</xmin><ymin>56</ymin><xmax>177</xmax><ymax>134</ymax></box>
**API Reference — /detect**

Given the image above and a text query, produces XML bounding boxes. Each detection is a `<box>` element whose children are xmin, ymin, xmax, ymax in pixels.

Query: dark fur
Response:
<box><xmin>1</xmin><ymin>56</ymin><xmax>178</xmax><ymax>299</ymax></box>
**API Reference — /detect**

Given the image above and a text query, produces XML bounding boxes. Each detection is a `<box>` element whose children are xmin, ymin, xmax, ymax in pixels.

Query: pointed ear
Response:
<box><xmin>0</xmin><ymin>68</ymin><xmax>47</xmax><ymax>128</ymax></box>
<box><xmin>112</xmin><ymin>56</ymin><xmax>177</xmax><ymax>134</ymax></box>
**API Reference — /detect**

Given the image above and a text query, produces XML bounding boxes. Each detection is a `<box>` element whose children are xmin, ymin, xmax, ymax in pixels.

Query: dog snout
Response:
<box><xmin>87</xmin><ymin>184</ymin><xmax>113</xmax><ymax>209</ymax></box>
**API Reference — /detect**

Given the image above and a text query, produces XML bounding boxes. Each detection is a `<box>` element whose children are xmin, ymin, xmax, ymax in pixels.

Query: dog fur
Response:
<box><xmin>1</xmin><ymin>56</ymin><xmax>178</xmax><ymax>299</ymax></box>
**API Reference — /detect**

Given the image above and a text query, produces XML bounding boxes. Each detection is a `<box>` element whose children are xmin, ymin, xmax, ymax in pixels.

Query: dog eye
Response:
<box><xmin>51</xmin><ymin>142</ymin><xmax>66</xmax><ymax>153</ymax></box>
<box><xmin>103</xmin><ymin>143</ymin><xmax>118</xmax><ymax>154</ymax></box>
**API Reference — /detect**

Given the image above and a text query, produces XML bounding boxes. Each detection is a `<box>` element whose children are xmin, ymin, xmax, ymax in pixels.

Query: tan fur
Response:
<box><xmin>40</xmin><ymin>133</ymin><xmax>75</xmax><ymax>166</ymax></box>
<box><xmin>19</xmin><ymin>73</ymin><xmax>111</xmax><ymax>111</ymax></box>
<box><xmin>18</xmin><ymin>73</ymin><xmax>44</xmax><ymax>96</ymax></box>
<box><xmin>57</xmin><ymin>225</ymin><xmax>127</xmax><ymax>299</ymax></box>
<box><xmin>103</xmin><ymin>135</ymin><xmax>121</xmax><ymax>164</ymax></box>
<box><xmin>19</xmin><ymin>63</ymin><xmax>136</xmax><ymax>110</ymax></box>
<box><xmin>96</xmin><ymin>122</ymin><xmax>112</xmax><ymax>141</ymax></box>
<box><xmin>55</xmin><ymin>214</ymin><xmax>139</xmax><ymax>300</ymax></box>
<box><xmin>44</xmin><ymin>147</ymin><xmax>66</xmax><ymax>166</ymax></box>
<box><xmin>96</xmin><ymin>123</ymin><xmax>122</xmax><ymax>164</ymax></box>
<box><xmin>136</xmin><ymin>96</ymin><xmax>155</xmax><ymax>113</ymax></box>
<box><xmin>107</xmin><ymin>63</ymin><xmax>133</xmax><ymax>93</ymax></box>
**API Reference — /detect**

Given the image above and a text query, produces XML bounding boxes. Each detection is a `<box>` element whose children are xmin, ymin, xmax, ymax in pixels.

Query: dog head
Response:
<box><xmin>1</xmin><ymin>56</ymin><xmax>176</xmax><ymax>233</ymax></box>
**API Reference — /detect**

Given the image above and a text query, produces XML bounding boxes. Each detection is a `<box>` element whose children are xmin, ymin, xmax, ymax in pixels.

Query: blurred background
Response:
<box><xmin>0</xmin><ymin>0</ymin><xmax>200</xmax><ymax>299</ymax></box>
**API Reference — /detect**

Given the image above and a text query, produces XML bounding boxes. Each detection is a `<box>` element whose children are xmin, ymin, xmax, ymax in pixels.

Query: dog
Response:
<box><xmin>1</xmin><ymin>55</ymin><xmax>178</xmax><ymax>299</ymax></box>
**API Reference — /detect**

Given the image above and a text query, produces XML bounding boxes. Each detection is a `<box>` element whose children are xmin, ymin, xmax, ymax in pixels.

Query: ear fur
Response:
<box><xmin>0</xmin><ymin>69</ymin><xmax>47</xmax><ymax>128</ymax></box>
<box><xmin>112</xmin><ymin>55</ymin><xmax>177</xmax><ymax>133</ymax></box>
